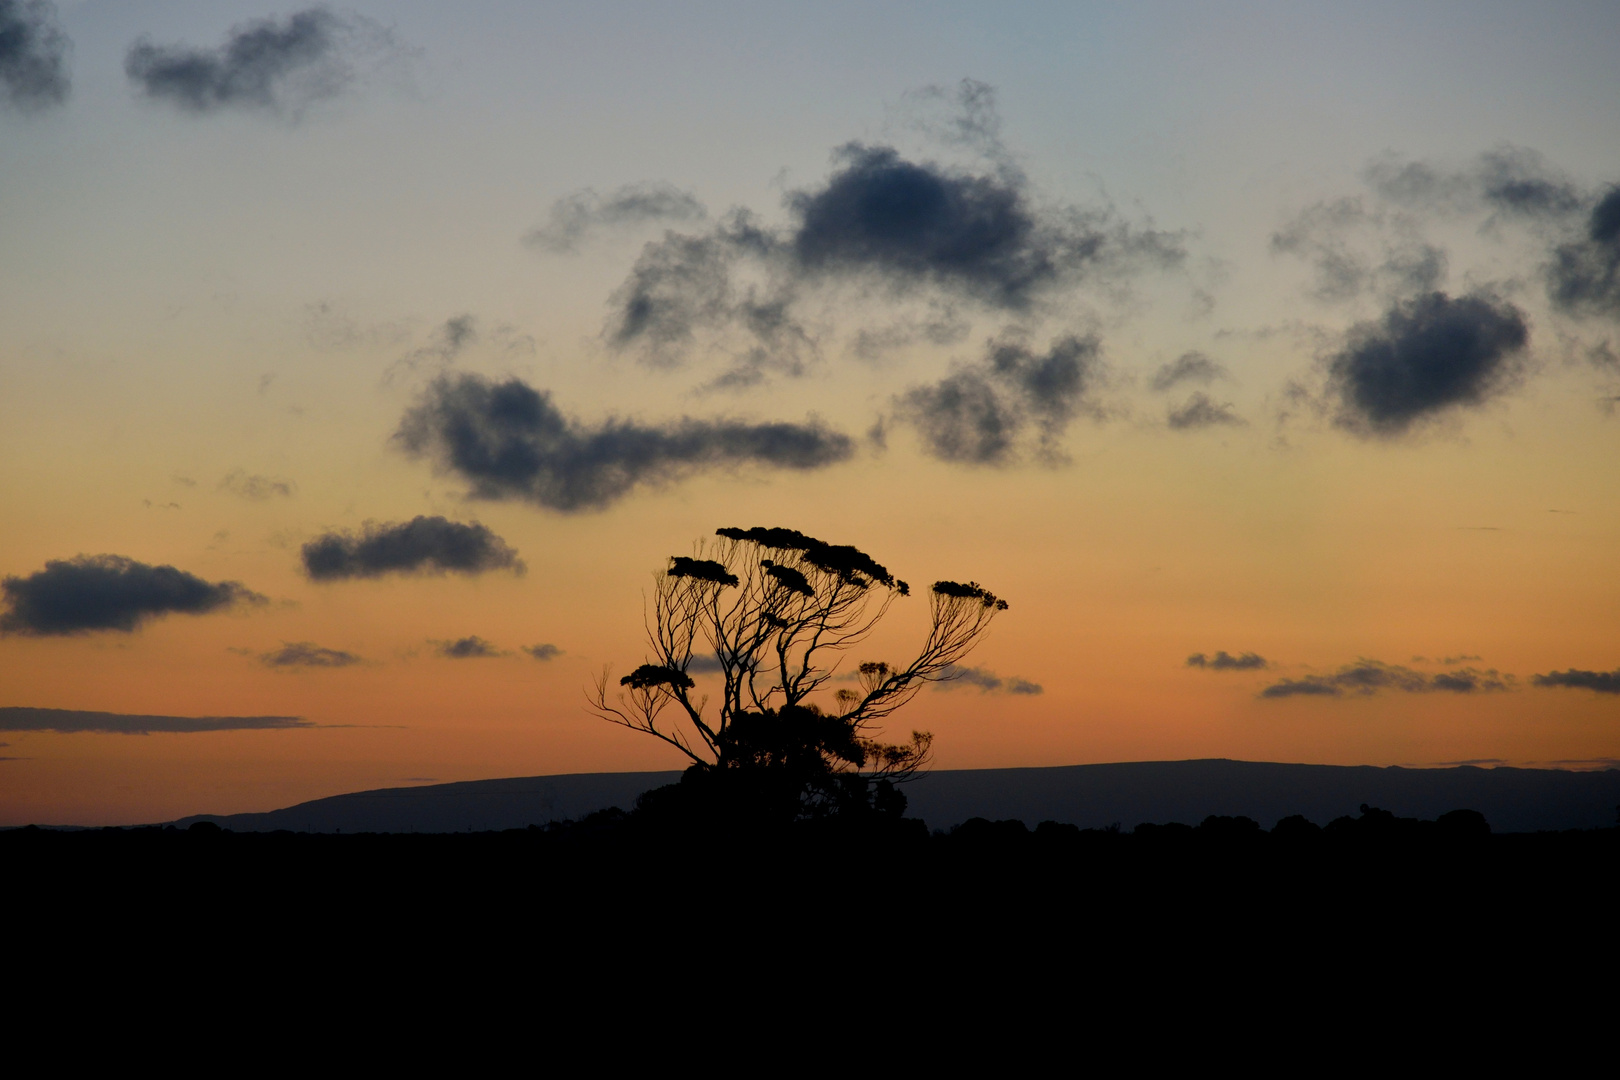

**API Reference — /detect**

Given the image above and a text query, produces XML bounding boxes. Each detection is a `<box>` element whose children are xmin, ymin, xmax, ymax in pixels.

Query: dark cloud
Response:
<box><xmin>0</xmin><ymin>0</ymin><xmax>69</xmax><ymax>112</ymax></box>
<box><xmin>934</xmin><ymin>664</ymin><xmax>1042</xmax><ymax>695</ymax></box>
<box><xmin>0</xmin><ymin>706</ymin><xmax>309</xmax><ymax>734</ymax></box>
<box><xmin>436</xmin><ymin>635</ymin><xmax>502</xmax><ymax>659</ymax></box>
<box><xmin>1187</xmin><ymin>651</ymin><xmax>1268</xmax><ymax>671</ymax></box>
<box><xmin>1</xmin><ymin>555</ymin><xmax>264</xmax><ymax>636</ymax></box>
<box><xmin>791</xmin><ymin>143</ymin><xmax>1143</xmax><ymax>306</ymax></box>
<box><xmin>220</xmin><ymin>468</ymin><xmax>295</xmax><ymax>500</ymax></box>
<box><xmin>259</xmin><ymin>641</ymin><xmax>361</xmax><ymax>668</ymax></box>
<box><xmin>1326</xmin><ymin>291</ymin><xmax>1529</xmax><ymax>435</ymax></box>
<box><xmin>301</xmin><ymin>516</ymin><xmax>524</xmax><ymax>580</ymax></box>
<box><xmin>527</xmin><ymin>183</ymin><xmax>706</xmax><ymax>254</ymax></box>
<box><xmin>1531</xmin><ymin>667</ymin><xmax>1620</xmax><ymax>694</ymax></box>
<box><xmin>1547</xmin><ymin>186</ymin><xmax>1620</xmax><ymax>319</ymax></box>
<box><xmin>898</xmin><ymin>333</ymin><xmax>1102</xmax><ymax>464</ymax></box>
<box><xmin>1261</xmin><ymin>660</ymin><xmax>1512</xmax><ymax>699</ymax></box>
<box><xmin>1366</xmin><ymin>147</ymin><xmax>1584</xmax><ymax>221</ymax></box>
<box><xmin>605</xmin><ymin>125</ymin><xmax>1182</xmax><ymax>369</ymax></box>
<box><xmin>396</xmin><ymin>373</ymin><xmax>855</xmax><ymax>512</ymax></box>
<box><xmin>124</xmin><ymin>7</ymin><xmax>388</xmax><ymax>117</ymax></box>
<box><xmin>1167</xmin><ymin>392</ymin><xmax>1244</xmax><ymax>431</ymax></box>
<box><xmin>523</xmin><ymin>643</ymin><xmax>562</xmax><ymax>662</ymax></box>
<box><xmin>1150</xmin><ymin>352</ymin><xmax>1227</xmax><ymax>392</ymax></box>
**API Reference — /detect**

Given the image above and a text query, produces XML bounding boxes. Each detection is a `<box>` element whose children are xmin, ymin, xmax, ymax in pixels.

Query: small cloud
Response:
<box><xmin>1167</xmin><ymin>392</ymin><xmax>1245</xmax><ymax>430</ymax></box>
<box><xmin>124</xmin><ymin>7</ymin><xmax>405</xmax><ymax>119</ymax></box>
<box><xmin>435</xmin><ymin>635</ymin><xmax>504</xmax><ymax>659</ymax></box>
<box><xmin>221</xmin><ymin>468</ymin><xmax>296</xmax><ymax>500</ymax></box>
<box><xmin>1547</xmin><ymin>185</ymin><xmax>1620</xmax><ymax>321</ymax></box>
<box><xmin>523</xmin><ymin>643</ymin><xmax>562</xmax><ymax>662</ymax></box>
<box><xmin>0</xmin><ymin>706</ymin><xmax>310</xmax><ymax>735</ymax></box>
<box><xmin>258</xmin><ymin>641</ymin><xmax>362</xmax><ymax>669</ymax></box>
<box><xmin>1186</xmin><ymin>651</ymin><xmax>1268</xmax><ymax>671</ymax></box>
<box><xmin>1150</xmin><ymin>352</ymin><xmax>1227</xmax><ymax>392</ymax></box>
<box><xmin>898</xmin><ymin>333</ymin><xmax>1104</xmax><ymax>465</ymax></box>
<box><xmin>933</xmin><ymin>663</ymin><xmax>1042</xmax><ymax>695</ymax></box>
<box><xmin>1531</xmin><ymin>667</ymin><xmax>1620</xmax><ymax>694</ymax></box>
<box><xmin>1261</xmin><ymin>659</ymin><xmax>1513</xmax><ymax>698</ymax></box>
<box><xmin>386</xmin><ymin>314</ymin><xmax>476</xmax><ymax>382</ymax></box>
<box><xmin>1</xmin><ymin>555</ymin><xmax>265</xmax><ymax>636</ymax></box>
<box><xmin>0</xmin><ymin>0</ymin><xmax>71</xmax><ymax>113</ymax></box>
<box><xmin>1441</xmin><ymin>654</ymin><xmax>1482</xmax><ymax>664</ymax></box>
<box><xmin>526</xmin><ymin>182</ymin><xmax>706</xmax><ymax>254</ymax></box>
<box><xmin>301</xmin><ymin>516</ymin><xmax>524</xmax><ymax>580</ymax></box>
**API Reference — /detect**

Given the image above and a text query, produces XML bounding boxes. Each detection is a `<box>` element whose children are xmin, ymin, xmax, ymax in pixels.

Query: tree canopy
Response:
<box><xmin>590</xmin><ymin>526</ymin><xmax>1008</xmax><ymax>822</ymax></box>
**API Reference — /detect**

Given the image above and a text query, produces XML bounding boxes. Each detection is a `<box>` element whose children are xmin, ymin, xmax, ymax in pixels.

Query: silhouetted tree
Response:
<box><xmin>590</xmin><ymin>526</ymin><xmax>1009</xmax><ymax>821</ymax></box>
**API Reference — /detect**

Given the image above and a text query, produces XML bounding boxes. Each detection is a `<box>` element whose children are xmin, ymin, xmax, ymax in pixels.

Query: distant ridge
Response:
<box><xmin>172</xmin><ymin>760</ymin><xmax>1620</xmax><ymax>834</ymax></box>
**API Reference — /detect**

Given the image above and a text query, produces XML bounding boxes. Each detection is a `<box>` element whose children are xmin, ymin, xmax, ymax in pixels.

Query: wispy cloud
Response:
<box><xmin>1261</xmin><ymin>659</ymin><xmax>1513</xmax><ymax>698</ymax></box>
<box><xmin>0</xmin><ymin>706</ymin><xmax>310</xmax><ymax>734</ymax></box>
<box><xmin>934</xmin><ymin>663</ymin><xmax>1042</xmax><ymax>695</ymax></box>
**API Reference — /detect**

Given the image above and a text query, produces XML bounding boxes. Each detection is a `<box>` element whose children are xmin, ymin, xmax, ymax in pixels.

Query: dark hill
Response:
<box><xmin>172</xmin><ymin>759</ymin><xmax>1620</xmax><ymax>834</ymax></box>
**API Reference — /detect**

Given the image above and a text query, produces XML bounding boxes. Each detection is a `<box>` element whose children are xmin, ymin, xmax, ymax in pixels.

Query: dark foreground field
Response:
<box><xmin>7</xmin><ymin>805</ymin><xmax>1614</xmax><ymax>1040</ymax></box>
<box><xmin>10</xmin><ymin>805</ymin><xmax>1615</xmax><ymax>940</ymax></box>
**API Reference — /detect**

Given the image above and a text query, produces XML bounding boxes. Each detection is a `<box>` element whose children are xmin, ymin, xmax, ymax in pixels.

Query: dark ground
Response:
<box><xmin>6</xmin><ymin>807</ymin><xmax>1611</xmax><ymax>1044</ymax></box>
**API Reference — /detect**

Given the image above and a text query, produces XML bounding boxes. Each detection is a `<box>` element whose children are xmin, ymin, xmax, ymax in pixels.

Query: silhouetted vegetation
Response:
<box><xmin>591</xmin><ymin>526</ymin><xmax>1009</xmax><ymax>825</ymax></box>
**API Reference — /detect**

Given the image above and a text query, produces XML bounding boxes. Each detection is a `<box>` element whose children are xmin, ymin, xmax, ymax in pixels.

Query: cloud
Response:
<box><xmin>1167</xmin><ymin>392</ymin><xmax>1245</xmax><ymax>430</ymax></box>
<box><xmin>220</xmin><ymin>468</ymin><xmax>296</xmax><ymax>500</ymax></box>
<box><xmin>0</xmin><ymin>0</ymin><xmax>69</xmax><ymax>112</ymax></box>
<box><xmin>1150</xmin><ymin>352</ymin><xmax>1227</xmax><ymax>392</ymax></box>
<box><xmin>435</xmin><ymin>635</ymin><xmax>502</xmax><ymax>659</ymax></box>
<box><xmin>1366</xmin><ymin>146</ymin><xmax>1585</xmax><ymax>222</ymax></box>
<box><xmin>898</xmin><ymin>333</ymin><xmax>1102</xmax><ymax>464</ymax></box>
<box><xmin>124</xmin><ymin>7</ymin><xmax>395</xmax><ymax>117</ymax></box>
<box><xmin>1547</xmin><ymin>185</ymin><xmax>1620</xmax><ymax>319</ymax></box>
<box><xmin>301</xmin><ymin>515</ymin><xmax>524</xmax><ymax>580</ymax></box>
<box><xmin>1187</xmin><ymin>651</ymin><xmax>1268</xmax><ymax>671</ymax></box>
<box><xmin>1531</xmin><ymin>667</ymin><xmax>1620</xmax><ymax>694</ymax></box>
<box><xmin>604</xmin><ymin>102</ymin><xmax>1183</xmax><ymax>370</ymax></box>
<box><xmin>523</xmin><ymin>643</ymin><xmax>562</xmax><ymax>662</ymax></box>
<box><xmin>0</xmin><ymin>706</ymin><xmax>310</xmax><ymax>734</ymax></box>
<box><xmin>1</xmin><ymin>555</ymin><xmax>265</xmax><ymax>635</ymax></box>
<box><xmin>791</xmin><ymin>143</ymin><xmax>1149</xmax><ymax>307</ymax></box>
<box><xmin>526</xmin><ymin>183</ymin><xmax>706</xmax><ymax>254</ymax></box>
<box><xmin>258</xmin><ymin>641</ymin><xmax>362</xmax><ymax>668</ymax></box>
<box><xmin>386</xmin><ymin>314</ymin><xmax>477</xmax><ymax>380</ymax></box>
<box><xmin>1260</xmin><ymin>659</ymin><xmax>1512</xmax><ymax>698</ymax></box>
<box><xmin>1270</xmin><ymin>197</ymin><xmax>1448</xmax><ymax>303</ymax></box>
<box><xmin>1325</xmin><ymin>291</ymin><xmax>1529</xmax><ymax>435</ymax></box>
<box><xmin>396</xmin><ymin>373</ymin><xmax>855</xmax><ymax>512</ymax></box>
<box><xmin>934</xmin><ymin>663</ymin><xmax>1042</xmax><ymax>695</ymax></box>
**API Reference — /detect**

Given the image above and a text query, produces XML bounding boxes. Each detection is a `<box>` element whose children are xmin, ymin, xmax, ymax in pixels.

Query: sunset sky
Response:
<box><xmin>3</xmin><ymin>1</ymin><xmax>1618</xmax><ymax>825</ymax></box>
